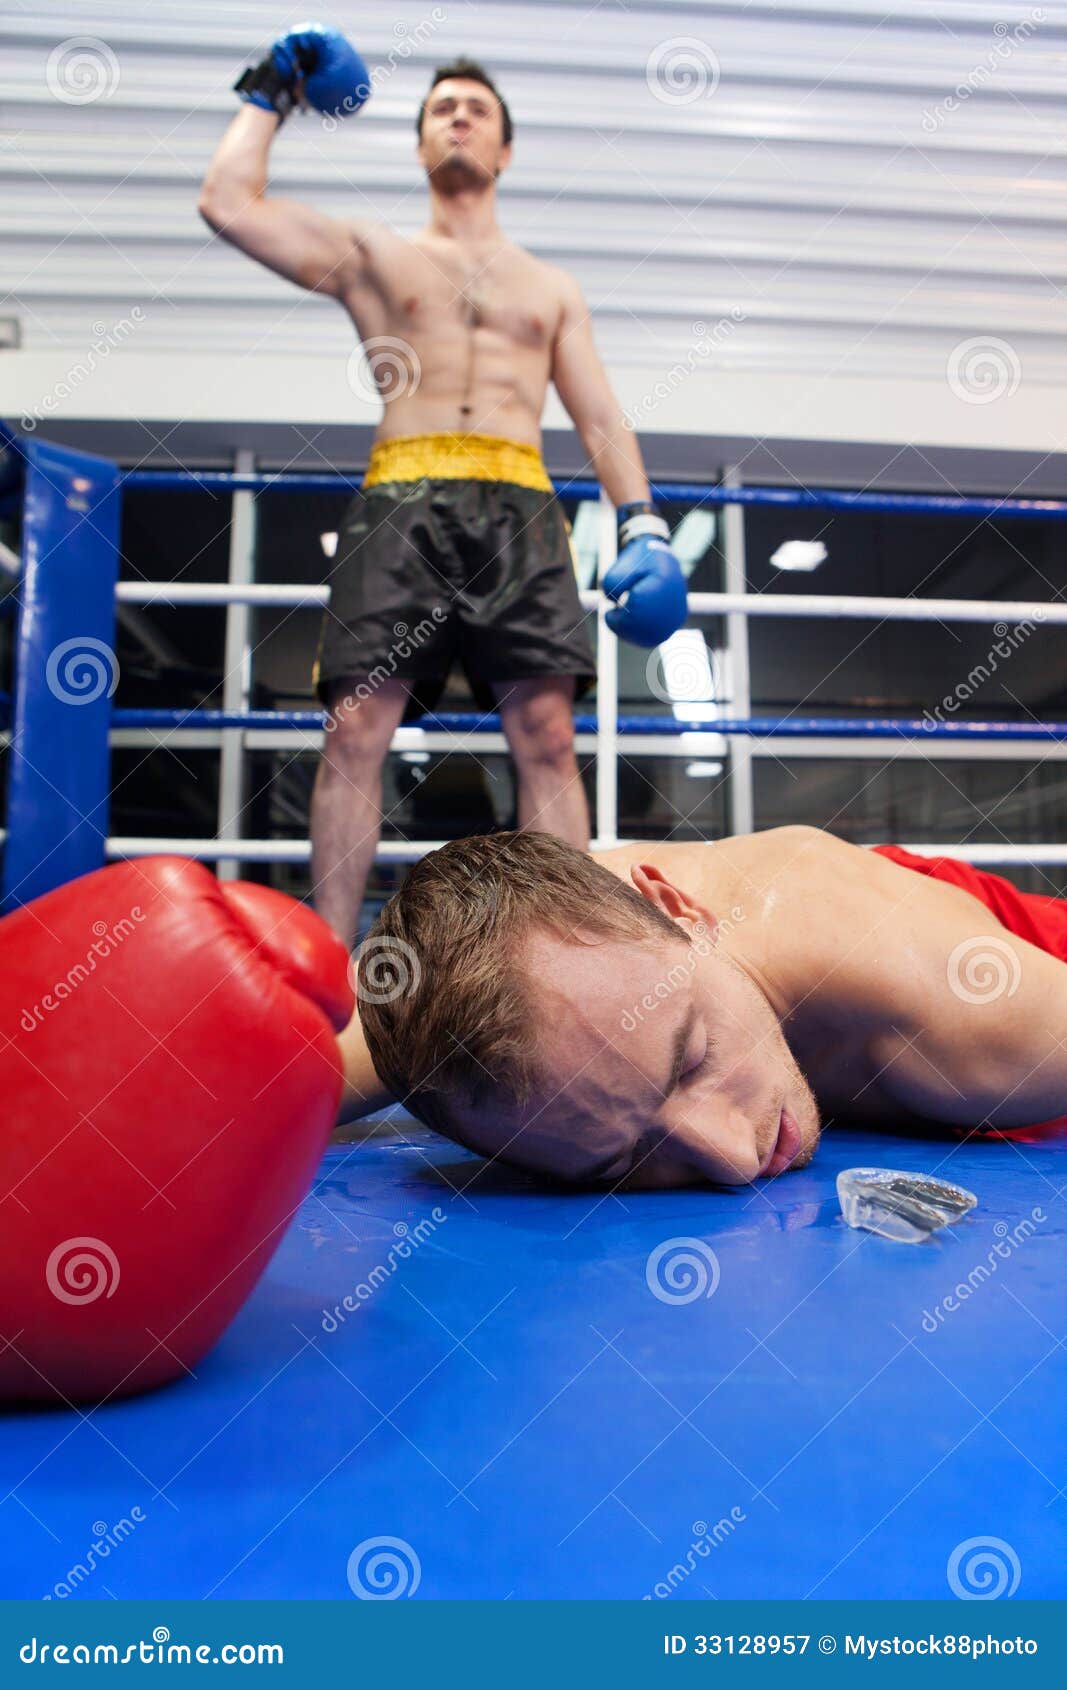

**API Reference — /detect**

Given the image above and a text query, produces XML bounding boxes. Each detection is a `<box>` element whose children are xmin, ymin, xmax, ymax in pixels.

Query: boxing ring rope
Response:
<box><xmin>124</xmin><ymin>468</ymin><xmax>1067</xmax><ymax>524</ymax></box>
<box><xmin>100</xmin><ymin>837</ymin><xmax>1067</xmax><ymax>869</ymax></box>
<box><xmin>107</xmin><ymin>708</ymin><xmax>1067</xmax><ymax>739</ymax></box>
<box><xmin>3</xmin><ymin>434</ymin><xmax>1067</xmax><ymax>909</ymax></box>
<box><xmin>116</xmin><ymin>580</ymin><xmax>1067</xmax><ymax>627</ymax></box>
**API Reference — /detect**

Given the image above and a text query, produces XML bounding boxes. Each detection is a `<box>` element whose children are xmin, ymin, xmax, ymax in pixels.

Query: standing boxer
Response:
<box><xmin>199</xmin><ymin>31</ymin><xmax>687</xmax><ymax>948</ymax></box>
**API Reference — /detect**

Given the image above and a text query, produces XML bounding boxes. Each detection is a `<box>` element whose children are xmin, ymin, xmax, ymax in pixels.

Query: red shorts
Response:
<box><xmin>871</xmin><ymin>844</ymin><xmax>1067</xmax><ymax>963</ymax></box>
<box><xmin>871</xmin><ymin>844</ymin><xmax>1067</xmax><ymax>1139</ymax></box>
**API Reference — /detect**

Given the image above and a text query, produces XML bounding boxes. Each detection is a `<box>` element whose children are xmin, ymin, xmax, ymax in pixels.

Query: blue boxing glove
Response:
<box><xmin>603</xmin><ymin>502</ymin><xmax>688</xmax><ymax>647</ymax></box>
<box><xmin>276</xmin><ymin>23</ymin><xmax>371</xmax><ymax>117</ymax></box>
<box><xmin>234</xmin><ymin>22</ymin><xmax>370</xmax><ymax>124</ymax></box>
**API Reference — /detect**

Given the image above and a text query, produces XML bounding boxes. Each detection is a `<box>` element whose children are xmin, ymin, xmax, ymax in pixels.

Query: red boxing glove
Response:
<box><xmin>0</xmin><ymin>857</ymin><xmax>354</xmax><ymax>1405</ymax></box>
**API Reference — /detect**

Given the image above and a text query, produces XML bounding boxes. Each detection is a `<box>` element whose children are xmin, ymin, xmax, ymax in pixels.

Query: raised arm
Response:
<box><xmin>198</xmin><ymin>104</ymin><xmax>365</xmax><ymax>298</ymax></box>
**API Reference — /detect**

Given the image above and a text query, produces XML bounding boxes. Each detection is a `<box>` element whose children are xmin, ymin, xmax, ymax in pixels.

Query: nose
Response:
<box><xmin>659</xmin><ymin>1106</ymin><xmax>762</xmax><ymax>1186</ymax></box>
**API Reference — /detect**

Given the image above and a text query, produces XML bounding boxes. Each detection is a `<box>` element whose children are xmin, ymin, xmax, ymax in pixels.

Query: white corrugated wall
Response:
<box><xmin>2</xmin><ymin>0</ymin><xmax>1064</xmax><ymax>461</ymax></box>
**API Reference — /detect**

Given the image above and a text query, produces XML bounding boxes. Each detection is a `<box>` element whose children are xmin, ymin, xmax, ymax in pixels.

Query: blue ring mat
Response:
<box><xmin>2</xmin><ymin>1118</ymin><xmax>1064</xmax><ymax>1600</ymax></box>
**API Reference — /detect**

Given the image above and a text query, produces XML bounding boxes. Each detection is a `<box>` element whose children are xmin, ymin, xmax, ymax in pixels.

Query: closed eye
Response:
<box><xmin>681</xmin><ymin>1029</ymin><xmax>715</xmax><ymax>1084</ymax></box>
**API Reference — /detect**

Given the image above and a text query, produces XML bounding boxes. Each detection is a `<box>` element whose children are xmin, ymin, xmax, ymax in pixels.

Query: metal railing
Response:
<box><xmin>3</xmin><ymin>436</ymin><xmax>1066</xmax><ymax>908</ymax></box>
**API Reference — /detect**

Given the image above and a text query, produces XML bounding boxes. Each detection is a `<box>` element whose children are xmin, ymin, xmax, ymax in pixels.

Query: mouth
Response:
<box><xmin>759</xmin><ymin>1106</ymin><xmax>802</xmax><ymax>1179</ymax></box>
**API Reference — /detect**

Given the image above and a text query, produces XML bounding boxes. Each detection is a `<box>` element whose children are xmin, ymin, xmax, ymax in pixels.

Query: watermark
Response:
<box><xmin>920</xmin><ymin>11</ymin><xmax>1045</xmax><ymax>132</ymax></box>
<box><xmin>352</xmin><ymin>935</ymin><xmax>423</xmax><ymax>1008</ymax></box>
<box><xmin>45</xmin><ymin>1237</ymin><xmax>120</xmax><ymax>1306</ymax></box>
<box><xmin>626</xmin><ymin>314</ymin><xmax>745</xmax><ymax>429</ymax></box>
<box><xmin>646</xmin><ymin>38</ymin><xmax>721</xmax><ymax>106</ymax></box>
<box><xmin>322</xmin><ymin>9</ymin><xmax>448</xmax><ymax>130</ymax></box>
<box><xmin>646</xmin><ymin>1237</ymin><xmax>720</xmax><ymax>1304</ymax></box>
<box><xmin>321</xmin><ymin>1210</ymin><xmax>446</xmax><ymax>1330</ymax></box>
<box><xmin>947</xmin><ymin>1536</ymin><xmax>1021</xmax><ymax>1599</ymax></box>
<box><xmin>46</xmin><ymin>37</ymin><xmax>120</xmax><ymax>104</ymax></box>
<box><xmin>346</xmin><ymin>335</ymin><xmax>422</xmax><ymax>404</ymax></box>
<box><xmin>922</xmin><ymin>613</ymin><xmax>1044</xmax><ymax>728</ymax></box>
<box><xmin>22</xmin><ymin>309</ymin><xmax>147</xmax><ymax>431</ymax></box>
<box><xmin>43</xmin><ymin>1511</ymin><xmax>146</xmax><ymax>1600</ymax></box>
<box><xmin>645</xmin><ymin>632</ymin><xmax>722</xmax><ymax>705</ymax></box>
<box><xmin>346</xmin><ymin>1536</ymin><xmax>421</xmax><ymax>1599</ymax></box>
<box><xmin>21</xmin><ymin>907</ymin><xmax>146</xmax><ymax>1032</ymax></box>
<box><xmin>946</xmin><ymin>336</ymin><xmax>1021</xmax><ymax>405</ymax></box>
<box><xmin>45</xmin><ymin>636</ymin><xmax>120</xmax><ymax>705</ymax></box>
<box><xmin>323</xmin><ymin>611</ymin><xmax>447</xmax><ymax>728</ymax></box>
<box><xmin>642</xmin><ymin>1509</ymin><xmax>746</xmax><ymax>1599</ymax></box>
<box><xmin>19</xmin><ymin>1633</ymin><xmax>283</xmax><ymax>1666</ymax></box>
<box><xmin>843</xmin><ymin>1636</ymin><xmax>1034</xmax><ymax>1658</ymax></box>
<box><xmin>947</xmin><ymin>935</ymin><xmax>1021</xmax><ymax>1004</ymax></box>
<box><xmin>921</xmin><ymin>1207</ymin><xmax>1046</xmax><ymax>1332</ymax></box>
<box><xmin>620</xmin><ymin>912</ymin><xmax>744</xmax><ymax>1034</ymax></box>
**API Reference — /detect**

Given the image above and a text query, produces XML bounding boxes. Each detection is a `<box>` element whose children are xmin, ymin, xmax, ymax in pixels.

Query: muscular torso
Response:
<box><xmin>594</xmin><ymin>827</ymin><xmax>1067</xmax><ymax>1129</ymax></box>
<box><xmin>340</xmin><ymin>225</ymin><xmax>563</xmax><ymax>445</ymax></box>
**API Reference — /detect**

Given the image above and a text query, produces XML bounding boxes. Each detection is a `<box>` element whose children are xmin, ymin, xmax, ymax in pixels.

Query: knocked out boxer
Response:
<box><xmin>199</xmin><ymin>29</ymin><xmax>687</xmax><ymax>949</ymax></box>
<box><xmin>342</xmin><ymin>826</ymin><xmax>1067</xmax><ymax>1187</ymax></box>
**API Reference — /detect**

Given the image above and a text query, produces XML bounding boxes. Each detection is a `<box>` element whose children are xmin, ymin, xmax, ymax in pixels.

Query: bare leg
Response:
<box><xmin>493</xmin><ymin>676</ymin><xmax>590</xmax><ymax>849</ymax></box>
<box><xmin>310</xmin><ymin>678</ymin><xmax>410</xmax><ymax>949</ymax></box>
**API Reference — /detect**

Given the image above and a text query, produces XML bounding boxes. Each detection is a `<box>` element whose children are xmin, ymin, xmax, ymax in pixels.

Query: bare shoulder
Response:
<box><xmin>708</xmin><ymin>825</ymin><xmax>855</xmax><ymax>896</ymax></box>
<box><xmin>332</xmin><ymin>218</ymin><xmax>402</xmax><ymax>292</ymax></box>
<box><xmin>594</xmin><ymin>827</ymin><xmax>835</xmax><ymax>885</ymax></box>
<box><xmin>804</xmin><ymin>840</ymin><xmax>1067</xmax><ymax>1124</ymax></box>
<box><xmin>736</xmin><ymin>823</ymin><xmax>843</xmax><ymax>867</ymax></box>
<box><xmin>552</xmin><ymin>262</ymin><xmax>585</xmax><ymax>312</ymax></box>
<box><xmin>351</xmin><ymin>219</ymin><xmax>410</xmax><ymax>260</ymax></box>
<box><xmin>518</xmin><ymin>253</ymin><xmax>581</xmax><ymax>310</ymax></box>
<box><xmin>593</xmin><ymin>837</ymin><xmax>714</xmax><ymax>883</ymax></box>
<box><xmin>543</xmin><ymin>257</ymin><xmax>581</xmax><ymax>292</ymax></box>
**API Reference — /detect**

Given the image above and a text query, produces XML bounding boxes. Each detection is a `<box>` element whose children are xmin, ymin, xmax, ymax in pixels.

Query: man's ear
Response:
<box><xmin>630</xmin><ymin>863</ymin><xmax>718</xmax><ymax>944</ymax></box>
<box><xmin>495</xmin><ymin>142</ymin><xmax>512</xmax><ymax>179</ymax></box>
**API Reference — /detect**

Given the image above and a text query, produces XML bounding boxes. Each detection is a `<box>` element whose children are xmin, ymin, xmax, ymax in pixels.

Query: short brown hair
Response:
<box><xmin>416</xmin><ymin>57</ymin><xmax>513</xmax><ymax>145</ymax></box>
<box><xmin>357</xmin><ymin>831</ymin><xmax>682</xmax><ymax>1145</ymax></box>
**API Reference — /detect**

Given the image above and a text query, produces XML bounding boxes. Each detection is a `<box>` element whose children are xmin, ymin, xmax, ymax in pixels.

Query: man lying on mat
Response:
<box><xmin>338</xmin><ymin>826</ymin><xmax>1067</xmax><ymax>1188</ymax></box>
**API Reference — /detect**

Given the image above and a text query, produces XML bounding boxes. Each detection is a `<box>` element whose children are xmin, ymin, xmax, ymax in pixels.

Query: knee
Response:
<box><xmin>322</xmin><ymin>688</ymin><xmax>396</xmax><ymax>767</ymax></box>
<box><xmin>509</xmin><ymin>703</ymin><xmax>576</xmax><ymax>768</ymax></box>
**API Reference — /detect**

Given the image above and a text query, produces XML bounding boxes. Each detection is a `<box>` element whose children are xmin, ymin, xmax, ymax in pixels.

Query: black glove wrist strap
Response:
<box><xmin>234</xmin><ymin>56</ymin><xmax>297</xmax><ymax>122</ymax></box>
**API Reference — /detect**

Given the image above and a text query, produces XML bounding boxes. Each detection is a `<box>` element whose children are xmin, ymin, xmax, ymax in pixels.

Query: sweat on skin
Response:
<box><xmin>345</xmin><ymin>826</ymin><xmax>1067</xmax><ymax>1188</ymax></box>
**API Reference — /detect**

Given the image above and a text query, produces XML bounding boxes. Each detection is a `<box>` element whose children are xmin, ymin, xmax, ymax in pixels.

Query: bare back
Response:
<box><xmin>595</xmin><ymin>827</ymin><xmax>1067</xmax><ymax>1130</ymax></box>
<box><xmin>339</xmin><ymin>225</ymin><xmax>566</xmax><ymax>446</ymax></box>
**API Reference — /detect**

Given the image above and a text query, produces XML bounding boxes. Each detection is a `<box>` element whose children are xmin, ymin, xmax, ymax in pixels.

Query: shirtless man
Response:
<box><xmin>198</xmin><ymin>29</ymin><xmax>687</xmax><ymax>947</ymax></box>
<box><xmin>341</xmin><ymin>825</ymin><xmax>1067</xmax><ymax>1187</ymax></box>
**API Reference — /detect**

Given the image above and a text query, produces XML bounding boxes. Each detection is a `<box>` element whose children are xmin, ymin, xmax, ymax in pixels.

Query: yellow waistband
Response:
<box><xmin>362</xmin><ymin>433</ymin><xmax>553</xmax><ymax>493</ymax></box>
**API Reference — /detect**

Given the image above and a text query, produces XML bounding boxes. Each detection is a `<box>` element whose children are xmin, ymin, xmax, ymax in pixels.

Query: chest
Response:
<box><xmin>380</xmin><ymin>243</ymin><xmax>556</xmax><ymax>347</ymax></box>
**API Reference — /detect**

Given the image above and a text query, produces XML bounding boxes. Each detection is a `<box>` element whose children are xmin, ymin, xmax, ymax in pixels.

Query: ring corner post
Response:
<box><xmin>1</xmin><ymin>438</ymin><xmax>121</xmax><ymax>912</ymax></box>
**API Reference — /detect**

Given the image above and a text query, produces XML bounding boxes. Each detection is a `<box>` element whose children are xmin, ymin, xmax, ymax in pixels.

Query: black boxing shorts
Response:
<box><xmin>312</xmin><ymin>432</ymin><xmax>596</xmax><ymax>725</ymax></box>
